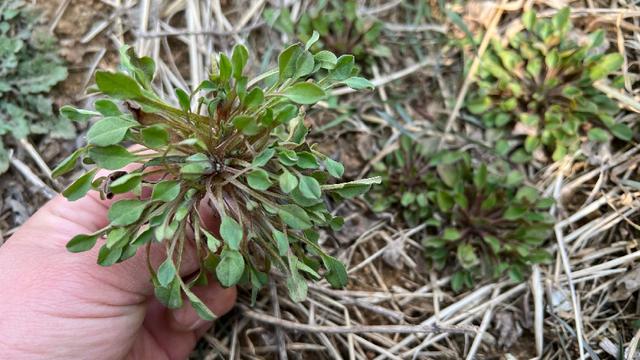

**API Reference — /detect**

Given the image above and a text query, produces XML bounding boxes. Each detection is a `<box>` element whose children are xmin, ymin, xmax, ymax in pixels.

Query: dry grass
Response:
<box><xmin>2</xmin><ymin>0</ymin><xmax>640</xmax><ymax>358</ymax></box>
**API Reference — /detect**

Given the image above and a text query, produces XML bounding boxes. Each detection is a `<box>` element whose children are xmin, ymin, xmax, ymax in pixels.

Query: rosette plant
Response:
<box><xmin>465</xmin><ymin>7</ymin><xmax>628</xmax><ymax>162</ymax></box>
<box><xmin>53</xmin><ymin>38</ymin><xmax>379</xmax><ymax>318</ymax></box>
<box><xmin>264</xmin><ymin>0</ymin><xmax>388</xmax><ymax>67</ymax></box>
<box><xmin>0</xmin><ymin>0</ymin><xmax>71</xmax><ymax>172</ymax></box>
<box><xmin>369</xmin><ymin>137</ymin><xmax>554</xmax><ymax>291</ymax></box>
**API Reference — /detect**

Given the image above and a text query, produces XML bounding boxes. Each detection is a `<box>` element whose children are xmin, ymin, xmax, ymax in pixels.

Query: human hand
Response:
<box><xmin>0</xmin><ymin>184</ymin><xmax>236</xmax><ymax>359</ymax></box>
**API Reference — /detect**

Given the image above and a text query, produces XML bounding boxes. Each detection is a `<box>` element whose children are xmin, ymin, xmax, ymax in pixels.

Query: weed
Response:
<box><xmin>264</xmin><ymin>0</ymin><xmax>389</xmax><ymax>68</ymax></box>
<box><xmin>0</xmin><ymin>0</ymin><xmax>70</xmax><ymax>172</ymax></box>
<box><xmin>54</xmin><ymin>39</ymin><xmax>379</xmax><ymax>317</ymax></box>
<box><xmin>465</xmin><ymin>7</ymin><xmax>627</xmax><ymax>162</ymax></box>
<box><xmin>370</xmin><ymin>136</ymin><xmax>554</xmax><ymax>291</ymax></box>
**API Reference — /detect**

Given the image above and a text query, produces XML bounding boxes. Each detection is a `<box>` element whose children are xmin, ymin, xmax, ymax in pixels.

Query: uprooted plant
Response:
<box><xmin>54</xmin><ymin>39</ymin><xmax>379</xmax><ymax>319</ymax></box>
<box><xmin>464</xmin><ymin>7</ymin><xmax>628</xmax><ymax>163</ymax></box>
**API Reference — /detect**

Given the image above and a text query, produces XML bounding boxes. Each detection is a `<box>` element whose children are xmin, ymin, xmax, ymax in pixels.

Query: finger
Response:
<box><xmin>168</xmin><ymin>280</ymin><xmax>237</xmax><ymax>332</ymax></box>
<box><xmin>140</xmin><ymin>284</ymin><xmax>236</xmax><ymax>360</ymax></box>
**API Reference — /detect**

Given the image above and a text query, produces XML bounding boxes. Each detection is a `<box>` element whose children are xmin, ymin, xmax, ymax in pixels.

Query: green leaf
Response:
<box><xmin>66</xmin><ymin>233</ymin><xmax>100</xmax><ymax>253</ymax></box>
<box><xmin>442</xmin><ymin>228</ymin><xmax>461</xmax><ymax>241</ymax></box>
<box><xmin>483</xmin><ymin>235</ymin><xmax>501</xmax><ymax>254</ymax></box>
<box><xmin>451</xmin><ymin>271</ymin><xmax>466</xmax><ymax>292</ymax></box>
<box><xmin>157</xmin><ymin>258</ymin><xmax>177</xmax><ymax>287</ymax></box>
<box><xmin>343</xmin><ymin>77</ymin><xmax>374</xmax><ymax>90</ymax></box>
<box><xmin>466</xmin><ymin>96</ymin><xmax>491</xmax><ymax>114</ymax></box>
<box><xmin>305</xmin><ymin>30</ymin><xmax>320</xmax><ymax>50</ymax></box>
<box><xmin>503</xmin><ymin>205</ymin><xmax>526</xmax><ymax>220</ymax></box>
<box><xmin>587</xmin><ymin>127</ymin><xmax>609</xmax><ymax>142</ymax></box>
<box><xmin>252</xmin><ymin>148</ymin><xmax>275</xmax><ymax>167</ymax></box>
<box><xmin>551</xmin><ymin>7</ymin><xmax>570</xmax><ymax>34</ymax></box>
<box><xmin>220</xmin><ymin>215</ymin><xmax>243</xmax><ymax>250</ymax></box>
<box><xmin>610</xmin><ymin>123</ymin><xmax>632</xmax><ymax>141</ymax></box>
<box><xmin>203</xmin><ymin>230</ymin><xmax>221</xmax><ymax>253</ymax></box>
<box><xmin>294</xmin><ymin>50</ymin><xmax>314</xmax><ymax>78</ymax></box>
<box><xmin>545</xmin><ymin>49</ymin><xmax>559</xmax><ymax>69</ymax></box>
<box><xmin>457</xmin><ymin>244</ymin><xmax>479</xmax><ymax>269</ymax></box>
<box><xmin>95</xmin><ymin>71</ymin><xmax>143</xmax><ymax>99</ymax></box>
<box><xmin>322</xmin><ymin>256</ymin><xmax>348</xmax><ymax>288</ymax></box>
<box><xmin>52</xmin><ymin>148</ymin><xmax>82</xmax><ymax>178</ymax></box>
<box><xmin>94</xmin><ymin>99</ymin><xmax>122</xmax><ymax>116</ymax></box>
<box><xmin>141</xmin><ymin>125</ymin><xmax>170</xmax><ymax>148</ymax></box>
<box><xmin>108</xmin><ymin>199</ymin><xmax>147</xmax><ymax>226</ymax></box>
<box><xmin>325</xmin><ymin>157</ymin><xmax>344</xmax><ymax>178</ymax></box>
<box><xmin>62</xmin><ymin>168</ymin><xmax>98</xmax><ymax>201</ymax></box>
<box><xmin>183</xmin><ymin>287</ymin><xmax>216</xmax><ymax>320</ymax></box>
<box><xmin>152</xmin><ymin>180</ymin><xmax>181</xmax><ymax>202</ymax></box>
<box><xmin>286</xmin><ymin>273</ymin><xmax>308</xmax><ymax>302</ymax></box>
<box><xmin>298</xmin><ymin>175</ymin><xmax>321</xmax><ymax>199</ymax></box>
<box><xmin>218</xmin><ymin>53</ymin><xmax>232</xmax><ymax>83</ymax></box>
<box><xmin>59</xmin><ymin>105</ymin><xmax>99</xmax><ymax>122</ymax></box>
<box><xmin>247</xmin><ymin>169</ymin><xmax>272</xmax><ymax>191</ymax></box>
<box><xmin>243</xmin><ymin>87</ymin><xmax>264</xmax><ymax>109</ymax></box>
<box><xmin>87</xmin><ymin>116</ymin><xmax>138</xmax><ymax>146</ymax></box>
<box><xmin>589</xmin><ymin>53</ymin><xmax>623</xmax><ymax>80</ymax></box>
<box><xmin>109</xmin><ymin>172</ymin><xmax>142</xmax><ymax>194</ymax></box>
<box><xmin>278</xmin><ymin>44</ymin><xmax>302</xmax><ymax>80</ymax></box>
<box><xmin>175</xmin><ymin>88</ymin><xmax>191</xmax><ymax>112</ymax></box>
<box><xmin>89</xmin><ymin>145</ymin><xmax>139</xmax><ymax>170</ymax></box>
<box><xmin>401</xmin><ymin>192</ymin><xmax>416</xmax><ymax>206</ymax></box>
<box><xmin>282</xmin><ymin>82</ymin><xmax>326</xmax><ymax>104</ymax></box>
<box><xmin>329</xmin><ymin>55</ymin><xmax>355</xmax><ymax>81</ymax></box>
<box><xmin>232</xmin><ymin>115</ymin><xmax>260</xmax><ymax>136</ymax></box>
<box><xmin>526</xmin><ymin>58</ymin><xmax>542</xmax><ymax>78</ymax></box>
<box><xmin>272</xmin><ymin>229</ymin><xmax>289</xmax><ymax>256</ymax></box>
<box><xmin>522</xmin><ymin>10</ymin><xmax>536</xmax><ymax>30</ymax></box>
<box><xmin>322</xmin><ymin>176</ymin><xmax>381</xmax><ymax>198</ymax></box>
<box><xmin>278</xmin><ymin>204</ymin><xmax>312</xmax><ymax>230</ymax></box>
<box><xmin>155</xmin><ymin>277</ymin><xmax>183</xmax><ymax>309</ymax></box>
<box><xmin>279</xmin><ymin>169</ymin><xmax>298</xmax><ymax>193</ymax></box>
<box><xmin>97</xmin><ymin>244</ymin><xmax>123</xmax><ymax>266</ymax></box>
<box><xmin>231</xmin><ymin>44</ymin><xmax>249</xmax><ymax>79</ymax></box>
<box><xmin>106</xmin><ymin>227</ymin><xmax>128</xmax><ymax>249</ymax></box>
<box><xmin>216</xmin><ymin>249</ymin><xmax>245</xmax><ymax>287</ymax></box>
<box><xmin>314</xmin><ymin>50</ymin><xmax>338</xmax><ymax>69</ymax></box>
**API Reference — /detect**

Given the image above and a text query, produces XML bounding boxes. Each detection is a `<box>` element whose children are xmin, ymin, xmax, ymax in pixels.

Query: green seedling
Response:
<box><xmin>54</xmin><ymin>41</ymin><xmax>378</xmax><ymax>318</ymax></box>
<box><xmin>370</xmin><ymin>136</ymin><xmax>554</xmax><ymax>291</ymax></box>
<box><xmin>465</xmin><ymin>7</ymin><xmax>627</xmax><ymax>162</ymax></box>
<box><xmin>0</xmin><ymin>0</ymin><xmax>71</xmax><ymax>172</ymax></box>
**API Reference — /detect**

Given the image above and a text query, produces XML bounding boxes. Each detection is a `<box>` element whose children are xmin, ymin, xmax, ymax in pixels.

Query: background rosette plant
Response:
<box><xmin>465</xmin><ymin>7</ymin><xmax>628</xmax><ymax>163</ymax></box>
<box><xmin>369</xmin><ymin>137</ymin><xmax>554</xmax><ymax>292</ymax></box>
<box><xmin>264</xmin><ymin>0</ymin><xmax>389</xmax><ymax>68</ymax></box>
<box><xmin>0</xmin><ymin>0</ymin><xmax>71</xmax><ymax>172</ymax></box>
<box><xmin>54</xmin><ymin>39</ymin><xmax>379</xmax><ymax>318</ymax></box>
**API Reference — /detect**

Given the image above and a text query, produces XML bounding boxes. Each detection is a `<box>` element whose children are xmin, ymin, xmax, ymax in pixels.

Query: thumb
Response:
<box><xmin>12</xmin><ymin>177</ymin><xmax>216</xmax><ymax>299</ymax></box>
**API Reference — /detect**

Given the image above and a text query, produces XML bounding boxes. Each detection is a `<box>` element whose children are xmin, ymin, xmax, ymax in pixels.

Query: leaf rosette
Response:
<box><xmin>54</xmin><ymin>41</ymin><xmax>379</xmax><ymax>316</ymax></box>
<box><xmin>465</xmin><ymin>7</ymin><xmax>628</xmax><ymax>162</ymax></box>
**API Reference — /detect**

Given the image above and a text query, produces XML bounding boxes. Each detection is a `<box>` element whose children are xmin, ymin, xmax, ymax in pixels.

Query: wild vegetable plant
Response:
<box><xmin>54</xmin><ymin>40</ymin><xmax>378</xmax><ymax>318</ymax></box>
<box><xmin>370</xmin><ymin>136</ymin><xmax>554</xmax><ymax>291</ymax></box>
<box><xmin>465</xmin><ymin>7</ymin><xmax>627</xmax><ymax>162</ymax></box>
<box><xmin>0</xmin><ymin>0</ymin><xmax>70</xmax><ymax>172</ymax></box>
<box><xmin>264</xmin><ymin>0</ymin><xmax>389</xmax><ymax>68</ymax></box>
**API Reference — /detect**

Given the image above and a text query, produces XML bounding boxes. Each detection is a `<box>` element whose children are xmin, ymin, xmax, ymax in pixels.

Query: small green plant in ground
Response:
<box><xmin>0</xmin><ymin>0</ymin><xmax>71</xmax><ymax>172</ymax></box>
<box><xmin>369</xmin><ymin>136</ymin><xmax>435</xmax><ymax>227</ymax></box>
<box><xmin>264</xmin><ymin>0</ymin><xmax>389</xmax><ymax>68</ymax></box>
<box><xmin>370</xmin><ymin>136</ymin><xmax>554</xmax><ymax>291</ymax></box>
<box><xmin>465</xmin><ymin>7</ymin><xmax>628</xmax><ymax>163</ymax></box>
<box><xmin>54</xmin><ymin>40</ymin><xmax>378</xmax><ymax>318</ymax></box>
